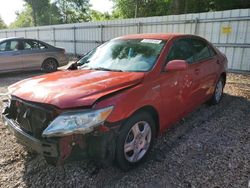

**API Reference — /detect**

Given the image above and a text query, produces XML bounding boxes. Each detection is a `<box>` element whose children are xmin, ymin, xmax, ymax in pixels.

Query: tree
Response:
<box><xmin>55</xmin><ymin>0</ymin><xmax>91</xmax><ymax>23</ymax></box>
<box><xmin>90</xmin><ymin>10</ymin><xmax>112</xmax><ymax>21</ymax></box>
<box><xmin>48</xmin><ymin>3</ymin><xmax>64</xmax><ymax>25</ymax></box>
<box><xmin>112</xmin><ymin>0</ymin><xmax>171</xmax><ymax>18</ymax></box>
<box><xmin>112</xmin><ymin>0</ymin><xmax>250</xmax><ymax>18</ymax></box>
<box><xmin>9</xmin><ymin>5</ymin><xmax>34</xmax><ymax>28</ymax></box>
<box><xmin>169</xmin><ymin>0</ymin><xmax>210</xmax><ymax>14</ymax></box>
<box><xmin>0</xmin><ymin>16</ymin><xmax>7</xmax><ymax>29</ymax></box>
<box><xmin>168</xmin><ymin>0</ymin><xmax>250</xmax><ymax>14</ymax></box>
<box><xmin>9</xmin><ymin>0</ymin><xmax>250</xmax><ymax>28</ymax></box>
<box><xmin>10</xmin><ymin>2</ymin><xmax>63</xmax><ymax>28</ymax></box>
<box><xmin>24</xmin><ymin>0</ymin><xmax>52</xmax><ymax>26</ymax></box>
<box><xmin>210</xmin><ymin>0</ymin><xmax>250</xmax><ymax>11</ymax></box>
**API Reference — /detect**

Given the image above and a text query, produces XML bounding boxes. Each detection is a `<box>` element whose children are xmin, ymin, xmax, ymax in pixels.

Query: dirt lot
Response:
<box><xmin>0</xmin><ymin>72</ymin><xmax>249</xmax><ymax>188</ymax></box>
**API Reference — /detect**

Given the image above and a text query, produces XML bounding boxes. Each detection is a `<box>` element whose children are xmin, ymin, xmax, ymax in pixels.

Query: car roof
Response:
<box><xmin>0</xmin><ymin>37</ymin><xmax>23</xmax><ymax>41</ymax></box>
<box><xmin>0</xmin><ymin>37</ymin><xmax>40</xmax><ymax>42</ymax></box>
<box><xmin>117</xmin><ymin>33</ymin><xmax>187</xmax><ymax>40</ymax></box>
<box><xmin>0</xmin><ymin>37</ymin><xmax>55</xmax><ymax>48</ymax></box>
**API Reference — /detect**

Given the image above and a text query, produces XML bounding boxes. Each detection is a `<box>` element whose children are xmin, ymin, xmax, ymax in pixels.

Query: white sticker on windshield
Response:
<box><xmin>141</xmin><ymin>39</ymin><xmax>162</xmax><ymax>44</ymax></box>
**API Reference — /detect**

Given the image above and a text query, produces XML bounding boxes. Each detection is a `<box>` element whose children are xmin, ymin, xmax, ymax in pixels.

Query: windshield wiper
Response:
<box><xmin>90</xmin><ymin>67</ymin><xmax>124</xmax><ymax>72</ymax></box>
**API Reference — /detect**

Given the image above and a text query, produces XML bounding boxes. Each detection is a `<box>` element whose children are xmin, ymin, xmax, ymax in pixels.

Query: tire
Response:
<box><xmin>42</xmin><ymin>58</ymin><xmax>58</xmax><ymax>73</ymax></box>
<box><xmin>115</xmin><ymin>112</ymin><xmax>156</xmax><ymax>171</ymax></box>
<box><xmin>209</xmin><ymin>76</ymin><xmax>225</xmax><ymax>105</ymax></box>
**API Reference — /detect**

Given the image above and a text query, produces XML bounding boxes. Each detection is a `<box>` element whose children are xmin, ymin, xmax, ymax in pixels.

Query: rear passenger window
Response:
<box><xmin>191</xmin><ymin>39</ymin><xmax>211</xmax><ymax>61</ymax></box>
<box><xmin>166</xmin><ymin>38</ymin><xmax>194</xmax><ymax>64</ymax></box>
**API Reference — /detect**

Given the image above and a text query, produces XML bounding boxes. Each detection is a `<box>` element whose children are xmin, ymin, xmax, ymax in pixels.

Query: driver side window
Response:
<box><xmin>24</xmin><ymin>40</ymin><xmax>47</xmax><ymax>50</ymax></box>
<box><xmin>166</xmin><ymin>38</ymin><xmax>194</xmax><ymax>64</ymax></box>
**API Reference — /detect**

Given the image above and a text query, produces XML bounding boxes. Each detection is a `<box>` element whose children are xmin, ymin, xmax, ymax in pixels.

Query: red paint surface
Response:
<box><xmin>9</xmin><ymin>70</ymin><xmax>144</xmax><ymax>109</ymax></box>
<box><xmin>9</xmin><ymin>33</ymin><xmax>227</xmax><ymax>135</ymax></box>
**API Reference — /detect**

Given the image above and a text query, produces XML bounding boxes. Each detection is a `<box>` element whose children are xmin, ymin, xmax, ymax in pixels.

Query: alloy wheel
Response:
<box><xmin>124</xmin><ymin>121</ymin><xmax>152</xmax><ymax>163</ymax></box>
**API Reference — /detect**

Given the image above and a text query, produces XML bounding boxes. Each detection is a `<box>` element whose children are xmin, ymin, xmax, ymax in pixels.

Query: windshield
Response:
<box><xmin>77</xmin><ymin>39</ymin><xmax>166</xmax><ymax>72</ymax></box>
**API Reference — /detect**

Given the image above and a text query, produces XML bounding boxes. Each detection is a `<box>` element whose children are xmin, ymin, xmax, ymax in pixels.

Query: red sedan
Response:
<box><xmin>2</xmin><ymin>33</ymin><xmax>227</xmax><ymax>170</ymax></box>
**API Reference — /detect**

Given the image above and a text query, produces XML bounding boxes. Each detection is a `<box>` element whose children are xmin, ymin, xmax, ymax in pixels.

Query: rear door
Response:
<box><xmin>21</xmin><ymin>39</ymin><xmax>48</xmax><ymax>69</ymax></box>
<box><xmin>165</xmin><ymin>37</ymin><xmax>206</xmax><ymax>115</ymax></box>
<box><xmin>0</xmin><ymin>40</ymin><xmax>24</xmax><ymax>72</ymax></box>
<box><xmin>190</xmin><ymin>37</ymin><xmax>220</xmax><ymax>101</ymax></box>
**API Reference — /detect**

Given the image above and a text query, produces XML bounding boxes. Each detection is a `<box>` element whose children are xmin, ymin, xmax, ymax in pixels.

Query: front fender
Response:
<box><xmin>94</xmin><ymin>83</ymin><xmax>161</xmax><ymax>127</ymax></box>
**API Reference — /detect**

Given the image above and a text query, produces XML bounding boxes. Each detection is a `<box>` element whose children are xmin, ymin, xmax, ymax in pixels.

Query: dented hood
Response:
<box><xmin>9</xmin><ymin>70</ymin><xmax>145</xmax><ymax>109</ymax></box>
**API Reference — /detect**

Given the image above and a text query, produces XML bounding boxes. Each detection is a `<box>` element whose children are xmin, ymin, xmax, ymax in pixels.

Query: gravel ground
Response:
<box><xmin>0</xmin><ymin>71</ymin><xmax>249</xmax><ymax>188</ymax></box>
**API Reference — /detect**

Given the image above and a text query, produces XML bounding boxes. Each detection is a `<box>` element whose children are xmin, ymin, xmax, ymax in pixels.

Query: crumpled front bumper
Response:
<box><xmin>1</xmin><ymin>103</ymin><xmax>121</xmax><ymax>165</ymax></box>
<box><xmin>1</xmin><ymin>113</ymin><xmax>59</xmax><ymax>158</ymax></box>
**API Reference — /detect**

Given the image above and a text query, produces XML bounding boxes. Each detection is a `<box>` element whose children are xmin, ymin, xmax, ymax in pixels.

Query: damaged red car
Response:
<box><xmin>1</xmin><ymin>33</ymin><xmax>227</xmax><ymax>170</ymax></box>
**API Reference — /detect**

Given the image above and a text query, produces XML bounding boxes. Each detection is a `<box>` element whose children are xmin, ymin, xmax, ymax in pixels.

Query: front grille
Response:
<box><xmin>7</xmin><ymin>97</ymin><xmax>58</xmax><ymax>139</ymax></box>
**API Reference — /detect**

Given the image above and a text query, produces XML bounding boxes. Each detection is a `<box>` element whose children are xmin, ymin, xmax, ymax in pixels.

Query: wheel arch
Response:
<box><xmin>42</xmin><ymin>57</ymin><xmax>59</xmax><ymax>67</ymax></box>
<box><xmin>129</xmin><ymin>105</ymin><xmax>160</xmax><ymax>137</ymax></box>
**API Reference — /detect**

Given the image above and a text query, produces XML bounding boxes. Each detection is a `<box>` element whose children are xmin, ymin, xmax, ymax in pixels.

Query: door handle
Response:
<box><xmin>12</xmin><ymin>52</ymin><xmax>21</xmax><ymax>56</ymax></box>
<box><xmin>194</xmin><ymin>68</ymin><xmax>199</xmax><ymax>74</ymax></box>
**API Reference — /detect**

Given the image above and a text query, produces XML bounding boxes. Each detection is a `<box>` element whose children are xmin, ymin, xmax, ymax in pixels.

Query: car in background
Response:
<box><xmin>0</xmin><ymin>37</ymin><xmax>68</xmax><ymax>73</ymax></box>
<box><xmin>1</xmin><ymin>33</ymin><xmax>227</xmax><ymax>170</ymax></box>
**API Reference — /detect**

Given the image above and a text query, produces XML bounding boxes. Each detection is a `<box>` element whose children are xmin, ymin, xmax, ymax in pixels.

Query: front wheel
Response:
<box><xmin>115</xmin><ymin>112</ymin><xmax>156</xmax><ymax>171</ymax></box>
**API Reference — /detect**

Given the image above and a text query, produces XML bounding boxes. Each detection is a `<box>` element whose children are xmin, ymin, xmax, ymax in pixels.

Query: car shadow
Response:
<box><xmin>18</xmin><ymin>93</ymin><xmax>250</xmax><ymax>187</ymax></box>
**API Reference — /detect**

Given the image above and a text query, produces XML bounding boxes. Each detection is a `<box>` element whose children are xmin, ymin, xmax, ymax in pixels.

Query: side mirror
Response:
<box><xmin>67</xmin><ymin>55</ymin><xmax>86</xmax><ymax>70</ymax></box>
<box><xmin>164</xmin><ymin>60</ymin><xmax>188</xmax><ymax>72</ymax></box>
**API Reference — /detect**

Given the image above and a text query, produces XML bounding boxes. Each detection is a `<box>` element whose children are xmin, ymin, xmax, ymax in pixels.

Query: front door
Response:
<box><xmin>160</xmin><ymin>37</ymin><xmax>196</xmax><ymax>128</ymax></box>
<box><xmin>0</xmin><ymin>40</ymin><xmax>23</xmax><ymax>72</ymax></box>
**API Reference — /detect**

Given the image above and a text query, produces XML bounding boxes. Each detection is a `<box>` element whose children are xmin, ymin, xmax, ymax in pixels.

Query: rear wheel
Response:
<box><xmin>42</xmin><ymin>58</ymin><xmax>58</xmax><ymax>73</ymax></box>
<box><xmin>116</xmin><ymin>112</ymin><xmax>156</xmax><ymax>171</ymax></box>
<box><xmin>209</xmin><ymin>77</ymin><xmax>225</xmax><ymax>105</ymax></box>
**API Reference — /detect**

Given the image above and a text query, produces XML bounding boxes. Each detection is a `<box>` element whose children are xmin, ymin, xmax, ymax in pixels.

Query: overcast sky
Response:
<box><xmin>0</xmin><ymin>0</ymin><xmax>114</xmax><ymax>25</ymax></box>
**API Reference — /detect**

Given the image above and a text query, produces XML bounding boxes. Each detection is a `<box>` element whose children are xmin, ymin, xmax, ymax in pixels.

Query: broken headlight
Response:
<box><xmin>42</xmin><ymin>106</ymin><xmax>113</xmax><ymax>137</ymax></box>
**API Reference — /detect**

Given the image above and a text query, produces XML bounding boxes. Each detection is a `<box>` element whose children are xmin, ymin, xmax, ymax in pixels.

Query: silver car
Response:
<box><xmin>0</xmin><ymin>37</ymin><xmax>68</xmax><ymax>73</ymax></box>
